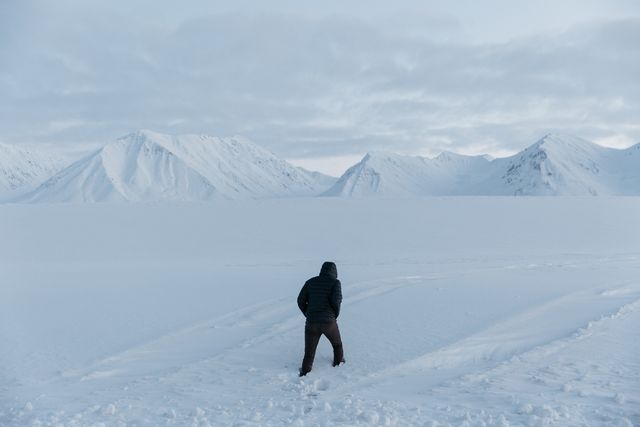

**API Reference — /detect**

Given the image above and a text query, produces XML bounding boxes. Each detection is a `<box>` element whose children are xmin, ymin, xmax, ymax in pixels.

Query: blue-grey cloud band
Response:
<box><xmin>1</xmin><ymin>1</ymin><xmax>639</xmax><ymax>168</ymax></box>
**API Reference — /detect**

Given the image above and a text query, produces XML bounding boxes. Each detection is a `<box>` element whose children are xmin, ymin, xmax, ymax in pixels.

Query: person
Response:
<box><xmin>297</xmin><ymin>261</ymin><xmax>345</xmax><ymax>376</ymax></box>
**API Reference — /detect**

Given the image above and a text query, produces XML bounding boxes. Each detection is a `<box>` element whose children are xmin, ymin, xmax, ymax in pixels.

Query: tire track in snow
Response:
<box><xmin>344</xmin><ymin>282</ymin><xmax>640</xmax><ymax>394</ymax></box>
<box><xmin>421</xmin><ymin>296</ymin><xmax>640</xmax><ymax>426</ymax></box>
<box><xmin>157</xmin><ymin>274</ymin><xmax>435</xmax><ymax>380</ymax></box>
<box><xmin>235</xmin><ymin>274</ymin><xmax>437</xmax><ymax>350</ymax></box>
<box><xmin>53</xmin><ymin>254</ymin><xmax>635</xmax><ymax>382</ymax></box>
<box><xmin>10</xmin><ymin>271</ymin><xmax>640</xmax><ymax>426</ymax></box>
<box><xmin>60</xmin><ymin>274</ymin><xmax>435</xmax><ymax>383</ymax></box>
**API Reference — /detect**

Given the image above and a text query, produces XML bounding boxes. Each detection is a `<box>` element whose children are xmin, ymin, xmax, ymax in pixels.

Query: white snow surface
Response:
<box><xmin>325</xmin><ymin>134</ymin><xmax>640</xmax><ymax>197</ymax></box>
<box><xmin>1</xmin><ymin>197</ymin><xmax>639</xmax><ymax>426</ymax></box>
<box><xmin>0</xmin><ymin>143</ymin><xmax>71</xmax><ymax>198</ymax></box>
<box><xmin>18</xmin><ymin>130</ymin><xmax>336</xmax><ymax>202</ymax></box>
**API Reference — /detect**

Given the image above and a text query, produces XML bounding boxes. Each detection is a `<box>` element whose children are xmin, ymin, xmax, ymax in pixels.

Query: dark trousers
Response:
<box><xmin>301</xmin><ymin>320</ymin><xmax>344</xmax><ymax>375</ymax></box>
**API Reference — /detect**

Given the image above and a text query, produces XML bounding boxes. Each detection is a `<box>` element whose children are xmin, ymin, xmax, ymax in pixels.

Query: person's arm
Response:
<box><xmin>297</xmin><ymin>283</ymin><xmax>309</xmax><ymax>316</ymax></box>
<box><xmin>330</xmin><ymin>280</ymin><xmax>342</xmax><ymax>318</ymax></box>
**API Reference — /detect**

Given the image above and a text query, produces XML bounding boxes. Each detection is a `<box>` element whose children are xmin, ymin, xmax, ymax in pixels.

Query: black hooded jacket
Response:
<box><xmin>297</xmin><ymin>262</ymin><xmax>342</xmax><ymax>323</ymax></box>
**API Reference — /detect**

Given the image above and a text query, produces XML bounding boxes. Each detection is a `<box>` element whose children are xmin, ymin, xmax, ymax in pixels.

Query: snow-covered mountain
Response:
<box><xmin>322</xmin><ymin>151</ymin><xmax>491</xmax><ymax>197</ymax></box>
<box><xmin>476</xmin><ymin>134</ymin><xmax>637</xmax><ymax>196</ymax></box>
<box><xmin>19</xmin><ymin>130</ymin><xmax>336</xmax><ymax>202</ymax></box>
<box><xmin>6</xmin><ymin>132</ymin><xmax>640</xmax><ymax>202</ymax></box>
<box><xmin>324</xmin><ymin>134</ymin><xmax>640</xmax><ymax>197</ymax></box>
<box><xmin>0</xmin><ymin>143</ymin><xmax>71</xmax><ymax>198</ymax></box>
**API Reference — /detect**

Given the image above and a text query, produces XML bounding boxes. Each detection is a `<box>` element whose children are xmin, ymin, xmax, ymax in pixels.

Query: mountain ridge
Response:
<box><xmin>17</xmin><ymin>130</ymin><xmax>336</xmax><ymax>202</ymax></box>
<box><xmin>324</xmin><ymin>133</ymin><xmax>640</xmax><ymax>197</ymax></box>
<box><xmin>0</xmin><ymin>143</ymin><xmax>72</xmax><ymax>198</ymax></box>
<box><xmin>3</xmin><ymin>132</ymin><xmax>639</xmax><ymax>202</ymax></box>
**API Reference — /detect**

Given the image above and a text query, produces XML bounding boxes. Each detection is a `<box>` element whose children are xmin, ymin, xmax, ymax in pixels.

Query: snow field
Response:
<box><xmin>1</xmin><ymin>198</ymin><xmax>639</xmax><ymax>426</ymax></box>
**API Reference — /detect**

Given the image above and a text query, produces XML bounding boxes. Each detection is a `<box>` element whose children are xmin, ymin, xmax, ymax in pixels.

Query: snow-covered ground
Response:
<box><xmin>1</xmin><ymin>198</ymin><xmax>639</xmax><ymax>426</ymax></box>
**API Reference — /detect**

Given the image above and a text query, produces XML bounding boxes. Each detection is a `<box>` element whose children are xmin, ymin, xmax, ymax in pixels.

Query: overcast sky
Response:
<box><xmin>1</xmin><ymin>0</ymin><xmax>639</xmax><ymax>175</ymax></box>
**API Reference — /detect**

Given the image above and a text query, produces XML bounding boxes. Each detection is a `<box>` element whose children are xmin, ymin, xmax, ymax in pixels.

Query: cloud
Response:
<box><xmin>1</xmin><ymin>2</ymin><xmax>639</xmax><ymax>171</ymax></box>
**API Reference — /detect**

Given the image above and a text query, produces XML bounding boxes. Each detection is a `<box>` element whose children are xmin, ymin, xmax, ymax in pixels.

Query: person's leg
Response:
<box><xmin>300</xmin><ymin>324</ymin><xmax>322</xmax><ymax>376</ymax></box>
<box><xmin>323</xmin><ymin>321</ymin><xmax>345</xmax><ymax>367</ymax></box>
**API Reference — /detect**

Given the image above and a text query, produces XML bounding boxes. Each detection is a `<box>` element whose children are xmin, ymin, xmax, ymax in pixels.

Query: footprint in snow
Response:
<box><xmin>313</xmin><ymin>378</ymin><xmax>330</xmax><ymax>391</ymax></box>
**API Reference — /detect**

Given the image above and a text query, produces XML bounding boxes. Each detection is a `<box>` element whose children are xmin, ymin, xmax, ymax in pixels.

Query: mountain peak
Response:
<box><xmin>17</xmin><ymin>130</ymin><xmax>335</xmax><ymax>202</ymax></box>
<box><xmin>492</xmin><ymin>133</ymin><xmax>613</xmax><ymax>196</ymax></box>
<box><xmin>362</xmin><ymin>150</ymin><xmax>406</xmax><ymax>161</ymax></box>
<box><xmin>326</xmin><ymin>133</ymin><xmax>640</xmax><ymax>197</ymax></box>
<box><xmin>112</xmin><ymin>130</ymin><xmax>177</xmax><ymax>155</ymax></box>
<box><xmin>531</xmin><ymin>133</ymin><xmax>596</xmax><ymax>151</ymax></box>
<box><xmin>435</xmin><ymin>150</ymin><xmax>461</xmax><ymax>161</ymax></box>
<box><xmin>434</xmin><ymin>151</ymin><xmax>489</xmax><ymax>162</ymax></box>
<box><xmin>119</xmin><ymin>129</ymin><xmax>165</xmax><ymax>142</ymax></box>
<box><xmin>116</xmin><ymin>130</ymin><xmax>265</xmax><ymax>156</ymax></box>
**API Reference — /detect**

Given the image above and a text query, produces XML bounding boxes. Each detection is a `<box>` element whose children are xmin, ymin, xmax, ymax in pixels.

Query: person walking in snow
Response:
<box><xmin>297</xmin><ymin>261</ymin><xmax>345</xmax><ymax>376</ymax></box>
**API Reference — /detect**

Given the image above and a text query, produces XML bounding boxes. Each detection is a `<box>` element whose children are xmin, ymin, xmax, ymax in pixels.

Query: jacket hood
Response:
<box><xmin>320</xmin><ymin>261</ymin><xmax>338</xmax><ymax>280</ymax></box>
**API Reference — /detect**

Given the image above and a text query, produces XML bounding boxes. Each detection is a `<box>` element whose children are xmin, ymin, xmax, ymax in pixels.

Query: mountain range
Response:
<box><xmin>324</xmin><ymin>134</ymin><xmax>640</xmax><ymax>197</ymax></box>
<box><xmin>1</xmin><ymin>131</ymin><xmax>639</xmax><ymax>202</ymax></box>
<box><xmin>12</xmin><ymin>130</ymin><xmax>335</xmax><ymax>202</ymax></box>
